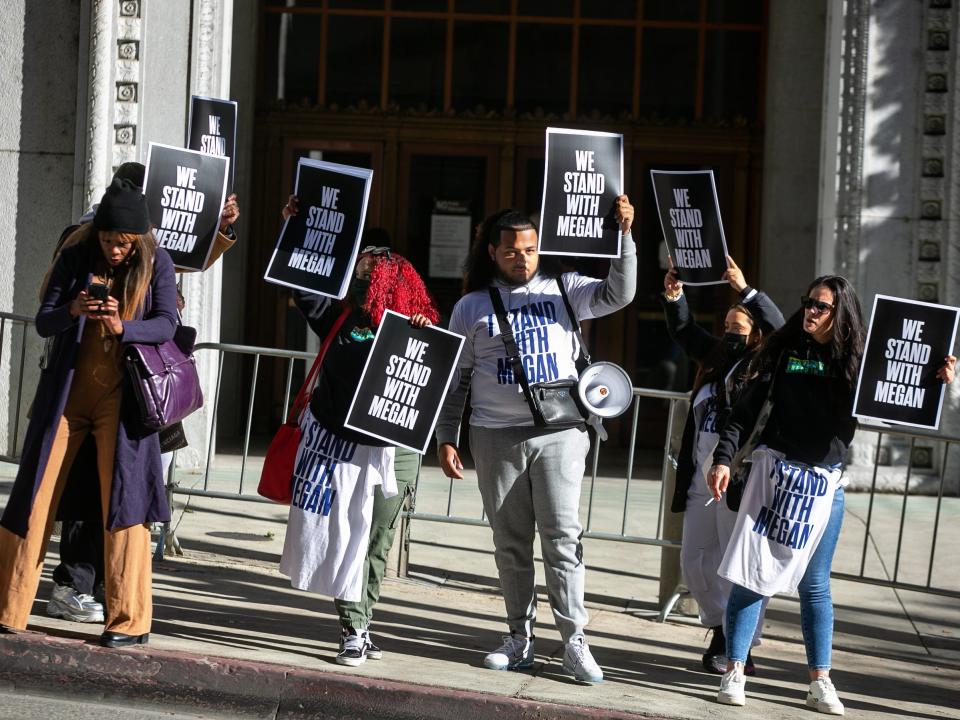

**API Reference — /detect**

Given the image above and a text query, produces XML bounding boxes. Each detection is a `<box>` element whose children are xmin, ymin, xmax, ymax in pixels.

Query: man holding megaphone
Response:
<box><xmin>435</xmin><ymin>198</ymin><xmax>636</xmax><ymax>685</ymax></box>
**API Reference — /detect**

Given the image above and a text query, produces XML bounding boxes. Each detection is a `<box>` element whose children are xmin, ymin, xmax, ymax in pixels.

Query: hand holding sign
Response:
<box><xmin>936</xmin><ymin>355</ymin><xmax>957</xmax><ymax>383</ymax></box>
<box><xmin>219</xmin><ymin>193</ymin><xmax>239</xmax><ymax>233</ymax></box>
<box><xmin>614</xmin><ymin>194</ymin><xmax>634</xmax><ymax>235</ymax></box>
<box><xmin>722</xmin><ymin>256</ymin><xmax>747</xmax><ymax>293</ymax></box>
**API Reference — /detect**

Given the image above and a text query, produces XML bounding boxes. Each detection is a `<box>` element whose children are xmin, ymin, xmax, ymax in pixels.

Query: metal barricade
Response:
<box><xmin>832</xmin><ymin>423</ymin><xmax>960</xmax><ymax>599</ymax></box>
<box><xmin>0</xmin><ymin>311</ymin><xmax>39</xmax><ymax>463</ymax></box>
<box><xmin>407</xmin><ymin>387</ymin><xmax>688</xmax><ymax>552</ymax></box>
<box><xmin>2</xmin><ymin>330</ymin><xmax>957</xmax><ymax>607</ymax></box>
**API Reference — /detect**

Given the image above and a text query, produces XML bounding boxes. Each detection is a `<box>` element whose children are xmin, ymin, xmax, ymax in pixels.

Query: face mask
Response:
<box><xmin>722</xmin><ymin>332</ymin><xmax>749</xmax><ymax>356</ymax></box>
<box><xmin>351</xmin><ymin>277</ymin><xmax>370</xmax><ymax>305</ymax></box>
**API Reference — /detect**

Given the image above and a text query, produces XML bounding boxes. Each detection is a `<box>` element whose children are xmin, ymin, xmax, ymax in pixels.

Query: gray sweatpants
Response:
<box><xmin>470</xmin><ymin>424</ymin><xmax>591</xmax><ymax>643</ymax></box>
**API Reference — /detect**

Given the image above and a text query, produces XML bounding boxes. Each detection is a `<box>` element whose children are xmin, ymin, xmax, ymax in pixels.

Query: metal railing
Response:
<box><xmin>1</xmin><ymin>329</ymin><xmax>958</xmax><ymax>609</ymax></box>
<box><xmin>407</xmin><ymin>387</ymin><xmax>687</xmax><ymax>552</ymax></box>
<box><xmin>0</xmin><ymin>311</ymin><xmax>40</xmax><ymax>464</ymax></box>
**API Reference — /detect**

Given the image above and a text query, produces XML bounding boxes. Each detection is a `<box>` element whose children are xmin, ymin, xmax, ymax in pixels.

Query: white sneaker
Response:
<box><xmin>46</xmin><ymin>584</ymin><xmax>105</xmax><ymax>623</ymax></box>
<box><xmin>483</xmin><ymin>633</ymin><xmax>534</xmax><ymax>671</ymax></box>
<box><xmin>717</xmin><ymin>667</ymin><xmax>746</xmax><ymax>706</ymax></box>
<box><xmin>561</xmin><ymin>637</ymin><xmax>603</xmax><ymax>684</ymax></box>
<box><xmin>807</xmin><ymin>677</ymin><xmax>845</xmax><ymax>715</ymax></box>
<box><xmin>336</xmin><ymin>628</ymin><xmax>368</xmax><ymax>667</ymax></box>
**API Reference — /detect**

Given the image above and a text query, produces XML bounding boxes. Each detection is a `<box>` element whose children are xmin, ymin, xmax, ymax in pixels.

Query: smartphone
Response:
<box><xmin>87</xmin><ymin>283</ymin><xmax>109</xmax><ymax>302</ymax></box>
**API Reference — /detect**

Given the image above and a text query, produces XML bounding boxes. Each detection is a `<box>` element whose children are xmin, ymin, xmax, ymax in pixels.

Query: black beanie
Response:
<box><xmin>93</xmin><ymin>178</ymin><xmax>151</xmax><ymax>233</ymax></box>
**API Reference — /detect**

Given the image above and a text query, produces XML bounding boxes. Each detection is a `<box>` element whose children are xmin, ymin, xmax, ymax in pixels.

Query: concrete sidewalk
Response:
<box><xmin>0</xmin><ymin>461</ymin><xmax>958</xmax><ymax>719</ymax></box>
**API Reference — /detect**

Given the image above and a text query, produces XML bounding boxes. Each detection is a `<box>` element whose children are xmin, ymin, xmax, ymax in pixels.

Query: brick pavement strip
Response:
<box><xmin>0</xmin><ymin>631</ymin><xmax>666</xmax><ymax>720</ymax></box>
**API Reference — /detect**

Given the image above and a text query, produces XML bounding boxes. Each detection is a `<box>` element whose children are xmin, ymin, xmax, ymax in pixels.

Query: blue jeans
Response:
<box><xmin>726</xmin><ymin>486</ymin><xmax>845</xmax><ymax>670</ymax></box>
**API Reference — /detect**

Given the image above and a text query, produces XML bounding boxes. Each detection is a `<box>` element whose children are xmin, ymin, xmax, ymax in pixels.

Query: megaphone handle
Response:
<box><xmin>587</xmin><ymin>415</ymin><xmax>607</xmax><ymax>442</ymax></box>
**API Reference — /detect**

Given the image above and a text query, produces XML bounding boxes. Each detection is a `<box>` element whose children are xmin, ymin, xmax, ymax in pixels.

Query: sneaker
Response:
<box><xmin>364</xmin><ymin>630</ymin><xmax>382</xmax><ymax>660</ymax></box>
<box><xmin>806</xmin><ymin>676</ymin><xmax>844</xmax><ymax>715</ymax></box>
<box><xmin>46</xmin><ymin>584</ymin><xmax>105</xmax><ymax>623</ymax></box>
<box><xmin>717</xmin><ymin>666</ymin><xmax>746</xmax><ymax>706</ymax></box>
<box><xmin>702</xmin><ymin>625</ymin><xmax>726</xmax><ymax>674</ymax></box>
<box><xmin>483</xmin><ymin>633</ymin><xmax>534</xmax><ymax>671</ymax></box>
<box><xmin>561</xmin><ymin>637</ymin><xmax>604</xmax><ymax>684</ymax></box>
<box><xmin>744</xmin><ymin>651</ymin><xmax>756</xmax><ymax>676</ymax></box>
<box><xmin>336</xmin><ymin>628</ymin><xmax>368</xmax><ymax>667</ymax></box>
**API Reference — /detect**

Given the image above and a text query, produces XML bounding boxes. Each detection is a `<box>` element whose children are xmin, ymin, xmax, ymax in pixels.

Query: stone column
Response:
<box><xmin>177</xmin><ymin>0</ymin><xmax>235</xmax><ymax>468</ymax></box>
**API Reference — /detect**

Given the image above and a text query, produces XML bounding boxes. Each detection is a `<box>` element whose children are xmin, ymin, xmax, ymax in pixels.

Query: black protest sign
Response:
<box><xmin>143</xmin><ymin>142</ymin><xmax>229</xmax><ymax>272</ymax></box>
<box><xmin>187</xmin><ymin>95</ymin><xmax>237</xmax><ymax>191</ymax></box>
<box><xmin>650</xmin><ymin>170</ymin><xmax>729</xmax><ymax>286</ymax></box>
<box><xmin>344</xmin><ymin>311</ymin><xmax>465</xmax><ymax>454</ymax></box>
<box><xmin>853</xmin><ymin>295</ymin><xmax>959</xmax><ymax>429</ymax></box>
<box><xmin>264</xmin><ymin>159</ymin><xmax>372</xmax><ymax>299</ymax></box>
<box><xmin>539</xmin><ymin>128</ymin><xmax>623</xmax><ymax>258</ymax></box>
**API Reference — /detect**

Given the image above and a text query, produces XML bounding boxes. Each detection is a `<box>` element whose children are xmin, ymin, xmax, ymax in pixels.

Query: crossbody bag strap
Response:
<box><xmin>555</xmin><ymin>278</ymin><xmax>590</xmax><ymax>366</ymax></box>
<box><xmin>288</xmin><ymin>305</ymin><xmax>351</xmax><ymax>424</ymax></box>
<box><xmin>729</xmin><ymin>351</ymin><xmax>782</xmax><ymax>477</ymax></box>
<box><xmin>487</xmin><ymin>287</ymin><xmax>538</xmax><ymax>417</ymax></box>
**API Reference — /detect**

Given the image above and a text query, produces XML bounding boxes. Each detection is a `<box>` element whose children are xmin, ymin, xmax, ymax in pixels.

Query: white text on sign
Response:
<box><xmin>367</xmin><ymin>337</ymin><xmax>432</xmax><ymax>431</ymax></box>
<box><xmin>288</xmin><ymin>186</ymin><xmax>343</xmax><ymax>276</ymax></box>
<box><xmin>874</xmin><ymin>318</ymin><xmax>931</xmax><ymax>409</ymax></box>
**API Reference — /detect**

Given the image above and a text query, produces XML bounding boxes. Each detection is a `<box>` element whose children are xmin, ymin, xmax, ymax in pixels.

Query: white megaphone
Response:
<box><xmin>577</xmin><ymin>361</ymin><xmax>633</xmax><ymax>419</ymax></box>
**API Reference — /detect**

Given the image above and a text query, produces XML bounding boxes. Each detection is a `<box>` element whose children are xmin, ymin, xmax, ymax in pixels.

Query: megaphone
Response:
<box><xmin>577</xmin><ymin>361</ymin><xmax>633</xmax><ymax>419</ymax></box>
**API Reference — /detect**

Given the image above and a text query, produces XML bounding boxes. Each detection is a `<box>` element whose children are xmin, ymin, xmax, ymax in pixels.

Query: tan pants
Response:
<box><xmin>0</xmin><ymin>365</ymin><xmax>152</xmax><ymax>634</ymax></box>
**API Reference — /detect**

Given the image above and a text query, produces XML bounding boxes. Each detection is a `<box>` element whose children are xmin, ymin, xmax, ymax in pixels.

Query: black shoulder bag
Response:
<box><xmin>488</xmin><ymin>280</ymin><xmax>588</xmax><ymax>428</ymax></box>
<box><xmin>725</xmin><ymin>355</ymin><xmax>781</xmax><ymax>511</ymax></box>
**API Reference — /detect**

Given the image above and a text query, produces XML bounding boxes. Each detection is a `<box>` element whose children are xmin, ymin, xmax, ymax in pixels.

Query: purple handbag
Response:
<box><xmin>124</xmin><ymin>324</ymin><xmax>204</xmax><ymax>431</ymax></box>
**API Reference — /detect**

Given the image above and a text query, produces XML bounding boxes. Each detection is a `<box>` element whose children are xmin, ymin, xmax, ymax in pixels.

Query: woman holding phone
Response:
<box><xmin>0</xmin><ymin>178</ymin><xmax>177</xmax><ymax>647</ymax></box>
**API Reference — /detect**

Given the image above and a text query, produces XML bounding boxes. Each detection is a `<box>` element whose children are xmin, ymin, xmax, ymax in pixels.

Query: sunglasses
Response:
<box><xmin>801</xmin><ymin>296</ymin><xmax>834</xmax><ymax>314</ymax></box>
<box><xmin>361</xmin><ymin>245</ymin><xmax>391</xmax><ymax>259</ymax></box>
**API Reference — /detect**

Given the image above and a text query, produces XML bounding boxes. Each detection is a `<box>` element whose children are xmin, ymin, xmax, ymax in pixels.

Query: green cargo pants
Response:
<box><xmin>334</xmin><ymin>446</ymin><xmax>419</xmax><ymax>631</ymax></box>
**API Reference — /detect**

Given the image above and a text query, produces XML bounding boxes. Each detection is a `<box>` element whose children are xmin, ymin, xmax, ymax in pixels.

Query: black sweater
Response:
<box><xmin>713</xmin><ymin>334</ymin><xmax>857</xmax><ymax>469</ymax></box>
<box><xmin>663</xmin><ymin>288</ymin><xmax>785</xmax><ymax>513</ymax></box>
<box><xmin>292</xmin><ymin>291</ymin><xmax>389</xmax><ymax>447</ymax></box>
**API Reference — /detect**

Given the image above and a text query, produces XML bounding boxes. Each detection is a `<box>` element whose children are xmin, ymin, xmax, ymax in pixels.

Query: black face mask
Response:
<box><xmin>350</xmin><ymin>277</ymin><xmax>370</xmax><ymax>305</ymax></box>
<box><xmin>722</xmin><ymin>332</ymin><xmax>749</xmax><ymax>357</ymax></box>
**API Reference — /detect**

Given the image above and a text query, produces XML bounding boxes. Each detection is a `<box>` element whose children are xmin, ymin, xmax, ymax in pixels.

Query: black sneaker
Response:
<box><xmin>744</xmin><ymin>651</ymin><xmax>757</xmax><ymax>676</ymax></box>
<box><xmin>336</xmin><ymin>629</ymin><xmax>367</xmax><ymax>667</ymax></box>
<box><xmin>702</xmin><ymin>625</ymin><xmax>726</xmax><ymax>674</ymax></box>
<box><xmin>364</xmin><ymin>630</ymin><xmax>382</xmax><ymax>660</ymax></box>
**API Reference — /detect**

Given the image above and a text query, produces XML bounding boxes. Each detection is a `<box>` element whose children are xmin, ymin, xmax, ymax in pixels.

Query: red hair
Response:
<box><xmin>361</xmin><ymin>252</ymin><xmax>439</xmax><ymax>326</ymax></box>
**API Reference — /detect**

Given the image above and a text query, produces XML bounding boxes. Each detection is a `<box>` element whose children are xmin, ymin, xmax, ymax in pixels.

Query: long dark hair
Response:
<box><xmin>692</xmin><ymin>303</ymin><xmax>764</xmax><ymax>397</ymax></box>
<box><xmin>753</xmin><ymin>275</ymin><xmax>865</xmax><ymax>391</ymax></box>
<box><xmin>39</xmin><ymin>223</ymin><xmax>157</xmax><ymax>321</ymax></box>
<box><xmin>462</xmin><ymin>209</ymin><xmax>563</xmax><ymax>293</ymax></box>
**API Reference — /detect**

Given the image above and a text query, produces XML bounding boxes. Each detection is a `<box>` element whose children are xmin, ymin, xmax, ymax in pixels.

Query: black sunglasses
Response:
<box><xmin>801</xmin><ymin>296</ymin><xmax>834</xmax><ymax>314</ymax></box>
<box><xmin>361</xmin><ymin>245</ymin><xmax>391</xmax><ymax>259</ymax></box>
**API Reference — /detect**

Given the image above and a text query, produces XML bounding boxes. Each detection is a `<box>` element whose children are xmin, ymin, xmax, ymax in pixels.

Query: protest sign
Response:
<box><xmin>187</xmin><ymin>95</ymin><xmax>237</xmax><ymax>191</ymax></box>
<box><xmin>143</xmin><ymin>142</ymin><xmax>229</xmax><ymax>272</ymax></box>
<box><xmin>650</xmin><ymin>169</ymin><xmax>729</xmax><ymax>285</ymax></box>
<box><xmin>344</xmin><ymin>311</ymin><xmax>465</xmax><ymax>454</ymax></box>
<box><xmin>264</xmin><ymin>158</ymin><xmax>372</xmax><ymax>299</ymax></box>
<box><xmin>539</xmin><ymin>128</ymin><xmax>623</xmax><ymax>257</ymax></box>
<box><xmin>853</xmin><ymin>294</ymin><xmax>959</xmax><ymax>429</ymax></box>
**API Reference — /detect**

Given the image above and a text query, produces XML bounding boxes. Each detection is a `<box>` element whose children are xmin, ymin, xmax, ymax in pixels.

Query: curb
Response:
<box><xmin>0</xmin><ymin>631</ymin><xmax>664</xmax><ymax>720</ymax></box>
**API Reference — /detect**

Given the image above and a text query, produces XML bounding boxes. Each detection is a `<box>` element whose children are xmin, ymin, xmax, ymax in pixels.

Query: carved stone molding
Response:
<box><xmin>834</xmin><ymin>0</ymin><xmax>870</xmax><ymax>282</ymax></box>
<box><xmin>113</xmin><ymin>0</ymin><xmax>142</xmax><ymax>170</ymax></box>
<box><xmin>84</xmin><ymin>0</ymin><xmax>115</xmax><ymax>210</ymax></box>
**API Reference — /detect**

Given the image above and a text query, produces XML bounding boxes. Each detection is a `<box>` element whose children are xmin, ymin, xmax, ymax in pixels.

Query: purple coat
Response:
<box><xmin>1</xmin><ymin>242</ymin><xmax>178</xmax><ymax>537</ymax></box>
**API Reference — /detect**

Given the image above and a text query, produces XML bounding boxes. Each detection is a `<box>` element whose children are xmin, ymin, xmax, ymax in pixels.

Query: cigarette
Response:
<box><xmin>704</xmin><ymin>496</ymin><xmax>722</xmax><ymax>507</ymax></box>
